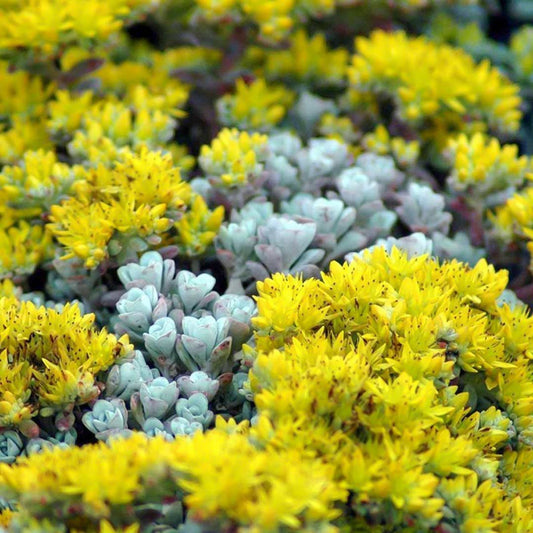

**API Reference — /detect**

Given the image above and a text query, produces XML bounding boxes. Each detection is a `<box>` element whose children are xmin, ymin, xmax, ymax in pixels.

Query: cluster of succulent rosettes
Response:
<box><xmin>0</xmin><ymin>295</ymin><xmax>131</xmax><ymax>462</ymax></box>
<box><xmin>96</xmin><ymin>251</ymin><xmax>255</xmax><ymax>434</ymax></box>
<box><xmin>82</xmin><ymin>372</ymin><xmax>218</xmax><ymax>441</ymax></box>
<box><xmin>214</xmin><ymin>132</ymin><xmax>479</xmax><ymax>292</ymax></box>
<box><xmin>348</xmin><ymin>30</ymin><xmax>522</xmax><ymax>150</ymax></box>
<box><xmin>247</xmin><ymin>247</ymin><xmax>533</xmax><ymax>530</ymax></box>
<box><xmin>114</xmin><ymin>251</ymin><xmax>255</xmax><ymax>373</ymax></box>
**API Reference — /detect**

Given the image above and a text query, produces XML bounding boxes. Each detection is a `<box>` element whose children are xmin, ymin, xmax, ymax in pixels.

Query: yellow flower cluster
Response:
<box><xmin>0</xmin><ymin>62</ymin><xmax>54</xmax><ymax>121</ymax></box>
<box><xmin>150</xmin><ymin>46</ymin><xmax>222</xmax><ymax>71</ymax></box>
<box><xmin>0</xmin><ymin>279</ymin><xmax>19</xmax><ymax>299</ymax></box>
<box><xmin>490</xmin><ymin>186</ymin><xmax>533</xmax><ymax>266</ymax></box>
<box><xmin>48</xmin><ymin>148</ymin><xmax>221</xmax><ymax>268</ymax></box>
<box><xmin>199</xmin><ymin>127</ymin><xmax>269</xmax><ymax>188</ymax></box>
<box><xmin>0</xmin><ymin>509</ymin><xmax>13</xmax><ymax>529</ymax></box>
<box><xmin>173</xmin><ymin>195</ymin><xmax>225</xmax><ymax>257</ymax></box>
<box><xmin>0</xmin><ymin>296</ymin><xmax>131</xmax><ymax>425</ymax></box>
<box><xmin>67</xmin><ymin>100</ymin><xmax>177</xmax><ymax>164</ymax></box>
<box><xmin>0</xmin><ymin>42</ymin><xmax>200</xmax><ymax>277</ymax></box>
<box><xmin>0</xmin><ymin>117</ymin><xmax>52</xmax><ymax>166</ymax></box>
<box><xmin>251</xmin><ymin>29</ymin><xmax>348</xmax><ymax>86</ymax></box>
<box><xmin>4</xmin><ymin>249</ymin><xmax>531</xmax><ymax>531</ymax></box>
<box><xmin>0</xmin><ymin>152</ymin><xmax>55</xmax><ymax>281</ymax></box>
<box><xmin>511</xmin><ymin>26</ymin><xmax>533</xmax><ymax>83</ymax></box>
<box><xmin>0</xmin><ymin>0</ymin><xmax>159</xmax><ymax>58</ymax></box>
<box><xmin>447</xmin><ymin>133</ymin><xmax>530</xmax><ymax>197</ymax></box>
<box><xmin>362</xmin><ymin>124</ymin><xmax>420</xmax><ymax>168</ymax></box>
<box><xmin>0</xmin><ymin>221</ymin><xmax>52</xmax><ymax>280</ymax></box>
<box><xmin>217</xmin><ymin>78</ymin><xmax>295</xmax><ymax>132</ymax></box>
<box><xmin>194</xmin><ymin>0</ymin><xmax>299</xmax><ymax>41</ymax></box>
<box><xmin>0</xmin><ymin>428</ymin><xmax>345</xmax><ymax>532</ymax></box>
<box><xmin>248</xmin><ymin>248</ymin><xmax>533</xmax><ymax>529</ymax></box>
<box><xmin>0</xmin><ymin>150</ymin><xmax>81</xmax><ymax>219</ymax></box>
<box><xmin>349</xmin><ymin>30</ymin><xmax>521</xmax><ymax>148</ymax></box>
<box><xmin>0</xmin><ymin>46</ymin><xmax>192</xmax><ymax>168</ymax></box>
<box><xmin>93</xmin><ymin>61</ymin><xmax>190</xmax><ymax>118</ymax></box>
<box><xmin>317</xmin><ymin>113</ymin><xmax>360</xmax><ymax>146</ymax></box>
<box><xmin>0</xmin><ymin>62</ymin><xmax>55</xmax><ymax>167</ymax></box>
<box><xmin>192</xmin><ymin>0</ymin><xmax>476</xmax><ymax>41</ymax></box>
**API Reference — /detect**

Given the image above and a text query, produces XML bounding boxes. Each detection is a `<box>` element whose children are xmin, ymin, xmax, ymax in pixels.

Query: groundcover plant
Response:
<box><xmin>2</xmin><ymin>0</ymin><xmax>533</xmax><ymax>531</ymax></box>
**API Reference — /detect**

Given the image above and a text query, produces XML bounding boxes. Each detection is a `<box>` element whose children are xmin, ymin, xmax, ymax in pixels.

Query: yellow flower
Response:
<box><xmin>0</xmin><ymin>349</ymin><xmax>34</xmax><ymax>427</ymax></box>
<box><xmin>0</xmin><ymin>149</ymin><xmax>79</xmax><ymax>218</ymax></box>
<box><xmin>447</xmin><ymin>133</ymin><xmax>530</xmax><ymax>196</ymax></box>
<box><xmin>251</xmin><ymin>333</ymin><xmax>369</xmax><ymax>430</ymax></box>
<box><xmin>349</xmin><ymin>31</ymin><xmax>521</xmax><ymax>148</ymax></box>
<box><xmin>95</xmin><ymin>60</ymin><xmax>189</xmax><ymax>117</ymax></box>
<box><xmin>0</xmin><ymin>221</ymin><xmax>52</xmax><ymax>279</ymax></box>
<box><xmin>0</xmin><ymin>298</ymin><xmax>131</xmax><ymax>421</ymax></box>
<box><xmin>48</xmin><ymin>149</ymin><xmax>193</xmax><ymax>268</ymax></box>
<box><xmin>0</xmin><ymin>279</ymin><xmax>19</xmax><ymax>299</ymax></box>
<box><xmin>0</xmin><ymin>0</ymin><xmax>159</xmax><ymax>57</ymax></box>
<box><xmin>0</xmin><ymin>433</ymin><xmax>159</xmax><ymax>514</ymax></box>
<box><xmin>68</xmin><ymin>100</ymin><xmax>176</xmax><ymax>163</ymax></box>
<box><xmin>440</xmin><ymin>258</ymin><xmax>508</xmax><ymax>310</ymax></box>
<box><xmin>194</xmin><ymin>0</ymin><xmax>239</xmax><ymax>20</ymax></box>
<box><xmin>317</xmin><ymin>113</ymin><xmax>360</xmax><ymax>145</ymax></box>
<box><xmin>0</xmin><ymin>508</ymin><xmax>14</xmax><ymax>528</ymax></box>
<box><xmin>253</xmin><ymin>274</ymin><xmax>327</xmax><ymax>350</ymax></box>
<box><xmin>511</xmin><ymin>26</ymin><xmax>533</xmax><ymax>83</ymax></box>
<box><xmin>173</xmin><ymin>194</ymin><xmax>224</xmax><ymax>258</ymax></box>
<box><xmin>360</xmin><ymin>373</ymin><xmax>454</xmax><ymax>435</ymax></box>
<box><xmin>239</xmin><ymin>0</ymin><xmax>294</xmax><ymax>41</ymax></box>
<box><xmin>0</xmin><ymin>117</ymin><xmax>52</xmax><ymax>166</ymax></box>
<box><xmin>363</xmin><ymin>125</ymin><xmax>420</xmax><ymax>168</ymax></box>
<box><xmin>99</xmin><ymin>521</ymin><xmax>140</xmax><ymax>533</ymax></box>
<box><xmin>74</xmin><ymin>148</ymin><xmax>191</xmax><ymax>211</ymax></box>
<box><xmin>217</xmin><ymin>77</ymin><xmax>295</xmax><ymax>132</ymax></box>
<box><xmin>0</xmin><ymin>430</ymin><xmax>345</xmax><ymax>531</ymax></box>
<box><xmin>261</xmin><ymin>29</ymin><xmax>348</xmax><ymax>85</ymax></box>
<box><xmin>151</xmin><ymin>46</ymin><xmax>222</xmax><ymax>72</ymax></box>
<box><xmin>49</xmin><ymin>199</ymin><xmax>115</xmax><ymax>268</ymax></box>
<box><xmin>47</xmin><ymin>90</ymin><xmax>94</xmax><ymax>136</ymax></box>
<box><xmin>489</xmin><ymin>186</ymin><xmax>533</xmax><ymax>270</ymax></box>
<box><xmin>438</xmin><ymin>474</ymin><xmax>504</xmax><ymax>532</ymax></box>
<box><xmin>198</xmin><ymin>128</ymin><xmax>268</xmax><ymax>188</ymax></box>
<box><xmin>176</xmin><ymin>429</ymin><xmax>346</xmax><ymax>529</ymax></box>
<box><xmin>0</xmin><ymin>61</ymin><xmax>54</xmax><ymax>120</ymax></box>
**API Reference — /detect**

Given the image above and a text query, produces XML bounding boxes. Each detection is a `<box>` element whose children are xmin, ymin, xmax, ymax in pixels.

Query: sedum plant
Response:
<box><xmin>2</xmin><ymin>0</ymin><xmax>533</xmax><ymax>531</ymax></box>
<box><xmin>2</xmin><ymin>248</ymin><xmax>533</xmax><ymax>532</ymax></box>
<box><xmin>348</xmin><ymin>30</ymin><xmax>522</xmax><ymax>150</ymax></box>
<box><xmin>48</xmin><ymin>148</ymin><xmax>223</xmax><ymax>268</ymax></box>
<box><xmin>216</xmin><ymin>77</ymin><xmax>295</xmax><ymax>132</ymax></box>
<box><xmin>114</xmin><ymin>251</ymin><xmax>255</xmax><ymax>379</ymax></box>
